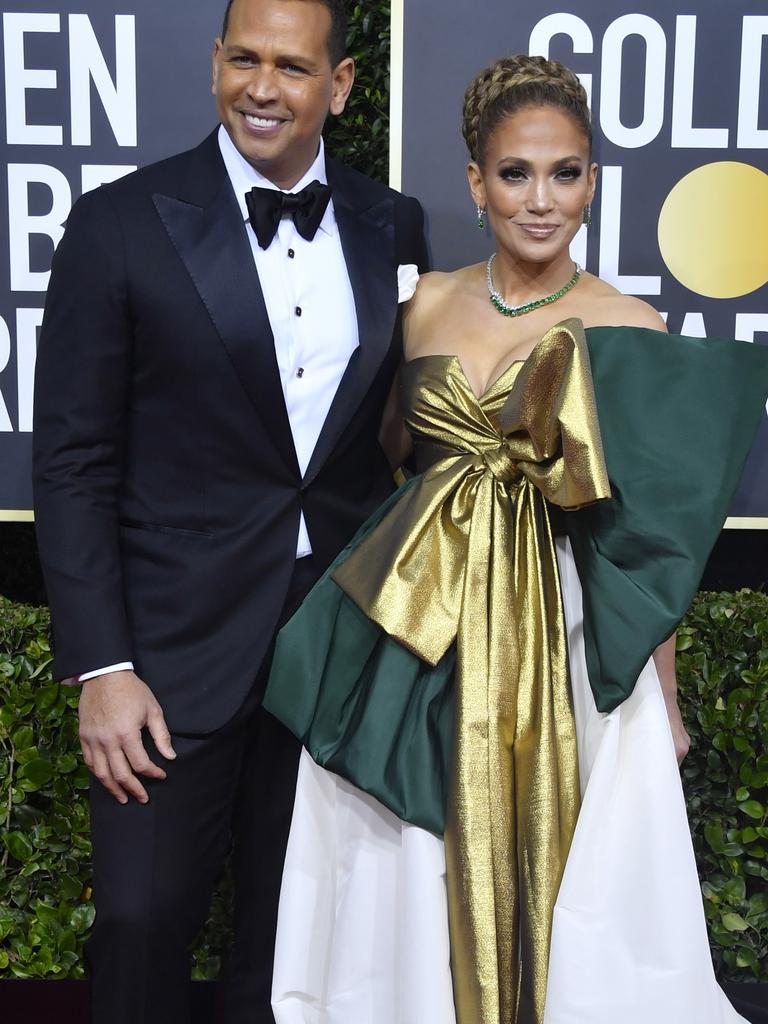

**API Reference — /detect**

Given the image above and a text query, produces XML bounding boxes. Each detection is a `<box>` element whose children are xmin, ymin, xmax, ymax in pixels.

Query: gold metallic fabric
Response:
<box><xmin>333</xmin><ymin>319</ymin><xmax>610</xmax><ymax>1023</ymax></box>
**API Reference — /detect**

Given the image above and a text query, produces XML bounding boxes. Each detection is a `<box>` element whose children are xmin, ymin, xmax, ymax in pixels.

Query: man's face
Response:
<box><xmin>212</xmin><ymin>0</ymin><xmax>354</xmax><ymax>189</ymax></box>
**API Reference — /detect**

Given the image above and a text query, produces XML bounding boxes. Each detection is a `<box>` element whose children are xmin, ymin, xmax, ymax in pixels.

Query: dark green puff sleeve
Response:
<box><xmin>568</xmin><ymin>327</ymin><xmax>768</xmax><ymax>713</ymax></box>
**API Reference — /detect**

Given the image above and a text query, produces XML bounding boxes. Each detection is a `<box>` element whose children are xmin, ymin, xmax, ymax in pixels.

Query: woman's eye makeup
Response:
<box><xmin>497</xmin><ymin>163</ymin><xmax>583</xmax><ymax>181</ymax></box>
<box><xmin>498</xmin><ymin>166</ymin><xmax>527</xmax><ymax>180</ymax></box>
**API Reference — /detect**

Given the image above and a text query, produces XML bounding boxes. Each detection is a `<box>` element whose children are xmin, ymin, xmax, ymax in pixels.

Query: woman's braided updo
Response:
<box><xmin>462</xmin><ymin>54</ymin><xmax>591</xmax><ymax>165</ymax></box>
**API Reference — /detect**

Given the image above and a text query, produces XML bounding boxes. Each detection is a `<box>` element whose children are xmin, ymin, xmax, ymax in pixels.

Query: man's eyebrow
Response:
<box><xmin>222</xmin><ymin>43</ymin><xmax>319</xmax><ymax>69</ymax></box>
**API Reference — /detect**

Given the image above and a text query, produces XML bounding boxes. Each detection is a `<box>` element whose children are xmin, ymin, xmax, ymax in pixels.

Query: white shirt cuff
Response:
<box><xmin>397</xmin><ymin>263</ymin><xmax>419</xmax><ymax>302</ymax></box>
<box><xmin>71</xmin><ymin>662</ymin><xmax>135</xmax><ymax>684</ymax></box>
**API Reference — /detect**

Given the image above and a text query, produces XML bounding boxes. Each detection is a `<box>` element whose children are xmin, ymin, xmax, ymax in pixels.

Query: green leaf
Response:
<box><xmin>704</xmin><ymin>822</ymin><xmax>726</xmax><ymax>854</ymax></box>
<box><xmin>17</xmin><ymin>758</ymin><xmax>54</xmax><ymax>790</ymax></box>
<box><xmin>701</xmin><ymin>881</ymin><xmax>721</xmax><ymax>902</ymax></box>
<box><xmin>749</xmin><ymin>892</ymin><xmax>768</xmax><ymax>916</ymax></box>
<box><xmin>740</xmin><ymin>801</ymin><xmax>765</xmax><ymax>821</ymax></box>
<box><xmin>723</xmin><ymin>876</ymin><xmax>747</xmax><ymax>901</ymax></box>
<box><xmin>736</xmin><ymin>947</ymin><xmax>758</xmax><ymax>969</ymax></box>
<box><xmin>70</xmin><ymin>904</ymin><xmax>96</xmax><ymax>934</ymax></box>
<box><xmin>11</xmin><ymin>726</ymin><xmax>34</xmax><ymax>749</ymax></box>
<box><xmin>3</xmin><ymin>831</ymin><xmax>34</xmax><ymax>863</ymax></box>
<box><xmin>57</xmin><ymin>928</ymin><xmax>77</xmax><ymax>954</ymax></box>
<box><xmin>59</xmin><ymin>875</ymin><xmax>83</xmax><ymax>901</ymax></box>
<box><xmin>55</xmin><ymin>753</ymin><xmax>78</xmax><ymax>774</ymax></box>
<box><xmin>721</xmin><ymin>912</ymin><xmax>749</xmax><ymax>932</ymax></box>
<box><xmin>34</xmin><ymin>684</ymin><xmax>59</xmax><ymax>710</ymax></box>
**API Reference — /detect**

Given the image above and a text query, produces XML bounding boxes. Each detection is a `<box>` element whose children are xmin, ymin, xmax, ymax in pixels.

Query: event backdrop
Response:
<box><xmin>1</xmin><ymin>1</ymin><xmax>766</xmax><ymax>522</ymax></box>
<box><xmin>394</xmin><ymin>0</ymin><xmax>768</xmax><ymax>523</ymax></box>
<box><xmin>0</xmin><ymin>1</ymin><xmax>222</xmax><ymax>516</ymax></box>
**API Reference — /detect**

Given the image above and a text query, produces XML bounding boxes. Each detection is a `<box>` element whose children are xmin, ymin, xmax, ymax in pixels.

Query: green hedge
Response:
<box><xmin>325</xmin><ymin>3</ymin><xmax>391</xmax><ymax>183</ymax></box>
<box><xmin>677</xmin><ymin>590</ymin><xmax>768</xmax><ymax>979</ymax></box>
<box><xmin>0</xmin><ymin>598</ymin><xmax>233</xmax><ymax>980</ymax></box>
<box><xmin>1</xmin><ymin>588</ymin><xmax>767</xmax><ymax>982</ymax></box>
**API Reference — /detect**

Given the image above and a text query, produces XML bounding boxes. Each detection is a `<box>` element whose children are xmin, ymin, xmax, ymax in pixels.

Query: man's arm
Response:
<box><xmin>33</xmin><ymin>186</ymin><xmax>174</xmax><ymax>803</ymax></box>
<box><xmin>396</xmin><ymin>195</ymin><xmax>430</xmax><ymax>275</ymax></box>
<box><xmin>34</xmin><ymin>186</ymin><xmax>134</xmax><ymax>675</ymax></box>
<box><xmin>652</xmin><ymin>633</ymin><xmax>690</xmax><ymax>766</ymax></box>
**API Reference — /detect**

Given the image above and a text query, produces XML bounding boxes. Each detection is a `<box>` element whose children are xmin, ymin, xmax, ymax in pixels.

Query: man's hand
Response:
<box><xmin>79</xmin><ymin>670</ymin><xmax>176</xmax><ymax>804</ymax></box>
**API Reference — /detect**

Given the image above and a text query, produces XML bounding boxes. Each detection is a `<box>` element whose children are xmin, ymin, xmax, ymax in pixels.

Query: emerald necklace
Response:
<box><xmin>486</xmin><ymin>254</ymin><xmax>582</xmax><ymax>317</ymax></box>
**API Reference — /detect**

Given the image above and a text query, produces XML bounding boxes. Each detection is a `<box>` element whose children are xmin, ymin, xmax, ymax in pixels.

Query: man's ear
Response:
<box><xmin>212</xmin><ymin>39</ymin><xmax>222</xmax><ymax>96</ymax></box>
<box><xmin>329</xmin><ymin>57</ymin><xmax>355</xmax><ymax>117</ymax></box>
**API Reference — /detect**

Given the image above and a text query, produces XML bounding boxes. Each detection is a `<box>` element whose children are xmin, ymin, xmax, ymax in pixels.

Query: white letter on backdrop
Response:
<box><xmin>8</xmin><ymin>164</ymin><xmax>72</xmax><ymax>292</ymax></box>
<box><xmin>529</xmin><ymin>14</ymin><xmax>594</xmax><ymax>106</ymax></box>
<box><xmin>3</xmin><ymin>13</ymin><xmax>63</xmax><ymax>146</ymax></box>
<box><xmin>69</xmin><ymin>14</ymin><xmax>137</xmax><ymax>147</ymax></box>
<box><xmin>737</xmin><ymin>17</ymin><xmax>768</xmax><ymax>148</ymax></box>
<box><xmin>672</xmin><ymin>16</ymin><xmax>728</xmax><ymax>148</ymax></box>
<box><xmin>16</xmin><ymin>308</ymin><xmax>43</xmax><ymax>433</ymax></box>
<box><xmin>0</xmin><ymin>318</ymin><xmax>14</xmax><ymax>432</ymax></box>
<box><xmin>598</xmin><ymin>166</ymin><xmax>661</xmax><ymax>294</ymax></box>
<box><xmin>600</xmin><ymin>15</ymin><xmax>666</xmax><ymax>149</ymax></box>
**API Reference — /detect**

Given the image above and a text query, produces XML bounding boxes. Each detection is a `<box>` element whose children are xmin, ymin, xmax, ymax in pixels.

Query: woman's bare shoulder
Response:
<box><xmin>410</xmin><ymin>265</ymin><xmax>480</xmax><ymax>306</ymax></box>
<box><xmin>404</xmin><ymin>265</ymin><xmax>485</xmax><ymax>352</ymax></box>
<box><xmin>579</xmin><ymin>274</ymin><xmax>668</xmax><ymax>332</ymax></box>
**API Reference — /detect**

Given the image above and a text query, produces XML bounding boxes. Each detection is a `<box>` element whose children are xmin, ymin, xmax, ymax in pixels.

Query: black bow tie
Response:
<box><xmin>245</xmin><ymin>180</ymin><xmax>332</xmax><ymax>250</ymax></box>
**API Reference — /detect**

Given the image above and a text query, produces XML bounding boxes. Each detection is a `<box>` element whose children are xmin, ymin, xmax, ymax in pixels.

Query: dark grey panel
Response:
<box><xmin>402</xmin><ymin>0</ymin><xmax>768</xmax><ymax>519</ymax></box>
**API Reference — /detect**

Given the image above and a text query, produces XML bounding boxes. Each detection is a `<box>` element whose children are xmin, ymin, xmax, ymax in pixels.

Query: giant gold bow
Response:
<box><xmin>334</xmin><ymin>318</ymin><xmax>610</xmax><ymax>1024</ymax></box>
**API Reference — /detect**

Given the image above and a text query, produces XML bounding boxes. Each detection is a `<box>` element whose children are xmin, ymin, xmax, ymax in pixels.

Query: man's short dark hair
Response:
<box><xmin>221</xmin><ymin>0</ymin><xmax>349</xmax><ymax>67</ymax></box>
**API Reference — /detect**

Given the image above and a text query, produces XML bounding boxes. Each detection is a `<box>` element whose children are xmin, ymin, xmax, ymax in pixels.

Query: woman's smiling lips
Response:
<box><xmin>516</xmin><ymin>222</ymin><xmax>560</xmax><ymax>239</ymax></box>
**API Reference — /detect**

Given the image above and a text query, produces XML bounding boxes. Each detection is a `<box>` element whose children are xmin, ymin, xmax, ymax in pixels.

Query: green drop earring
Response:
<box><xmin>583</xmin><ymin>203</ymin><xmax>592</xmax><ymax>228</ymax></box>
<box><xmin>477</xmin><ymin>204</ymin><xmax>486</xmax><ymax>230</ymax></box>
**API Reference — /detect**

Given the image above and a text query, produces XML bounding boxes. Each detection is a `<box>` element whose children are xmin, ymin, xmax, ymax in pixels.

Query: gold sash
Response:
<box><xmin>334</xmin><ymin>319</ymin><xmax>611</xmax><ymax>1023</ymax></box>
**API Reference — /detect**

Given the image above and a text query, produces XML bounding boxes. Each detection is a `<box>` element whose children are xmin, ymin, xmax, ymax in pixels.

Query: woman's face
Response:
<box><xmin>468</xmin><ymin>104</ymin><xmax>597</xmax><ymax>265</ymax></box>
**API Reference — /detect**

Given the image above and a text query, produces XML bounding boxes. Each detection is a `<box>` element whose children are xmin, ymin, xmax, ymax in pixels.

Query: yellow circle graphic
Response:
<box><xmin>657</xmin><ymin>162</ymin><xmax>768</xmax><ymax>299</ymax></box>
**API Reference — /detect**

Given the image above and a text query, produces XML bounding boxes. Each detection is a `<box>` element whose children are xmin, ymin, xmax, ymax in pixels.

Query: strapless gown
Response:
<box><xmin>262</xmin><ymin>320</ymin><xmax>768</xmax><ymax>1024</ymax></box>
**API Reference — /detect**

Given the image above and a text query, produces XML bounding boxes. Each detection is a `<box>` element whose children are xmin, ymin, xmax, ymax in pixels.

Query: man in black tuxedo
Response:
<box><xmin>32</xmin><ymin>0</ymin><xmax>427</xmax><ymax>1020</ymax></box>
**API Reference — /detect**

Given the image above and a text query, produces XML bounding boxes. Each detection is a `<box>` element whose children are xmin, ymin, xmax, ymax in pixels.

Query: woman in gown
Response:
<box><xmin>262</xmin><ymin>55</ymin><xmax>768</xmax><ymax>1024</ymax></box>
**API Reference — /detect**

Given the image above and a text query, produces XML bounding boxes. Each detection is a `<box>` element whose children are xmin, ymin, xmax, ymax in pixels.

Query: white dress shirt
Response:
<box><xmin>77</xmin><ymin>127</ymin><xmax>360</xmax><ymax>683</ymax></box>
<box><xmin>218</xmin><ymin>125</ymin><xmax>359</xmax><ymax>556</ymax></box>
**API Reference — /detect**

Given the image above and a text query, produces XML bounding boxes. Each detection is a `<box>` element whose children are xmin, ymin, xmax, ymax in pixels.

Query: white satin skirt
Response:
<box><xmin>271</xmin><ymin>538</ymin><xmax>746</xmax><ymax>1024</ymax></box>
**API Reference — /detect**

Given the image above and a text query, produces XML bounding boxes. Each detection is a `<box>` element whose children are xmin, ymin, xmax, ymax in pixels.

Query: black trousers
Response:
<box><xmin>86</xmin><ymin>556</ymin><xmax>321</xmax><ymax>1024</ymax></box>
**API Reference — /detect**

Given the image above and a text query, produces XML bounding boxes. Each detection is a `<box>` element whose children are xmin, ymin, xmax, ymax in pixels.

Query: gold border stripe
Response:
<box><xmin>724</xmin><ymin>517</ymin><xmax>768</xmax><ymax>530</ymax></box>
<box><xmin>389</xmin><ymin>0</ymin><xmax>405</xmax><ymax>191</ymax></box>
<box><xmin>1</xmin><ymin>512</ymin><xmax>765</xmax><ymax>528</ymax></box>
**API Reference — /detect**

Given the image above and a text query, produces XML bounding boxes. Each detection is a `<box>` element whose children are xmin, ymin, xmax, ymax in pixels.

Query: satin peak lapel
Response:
<box><xmin>303</xmin><ymin>183</ymin><xmax>397</xmax><ymax>485</ymax></box>
<box><xmin>153</xmin><ymin>179</ymin><xmax>300</xmax><ymax>477</ymax></box>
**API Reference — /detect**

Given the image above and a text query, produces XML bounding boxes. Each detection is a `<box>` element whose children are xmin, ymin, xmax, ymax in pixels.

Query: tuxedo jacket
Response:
<box><xmin>33</xmin><ymin>129</ymin><xmax>428</xmax><ymax>733</ymax></box>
